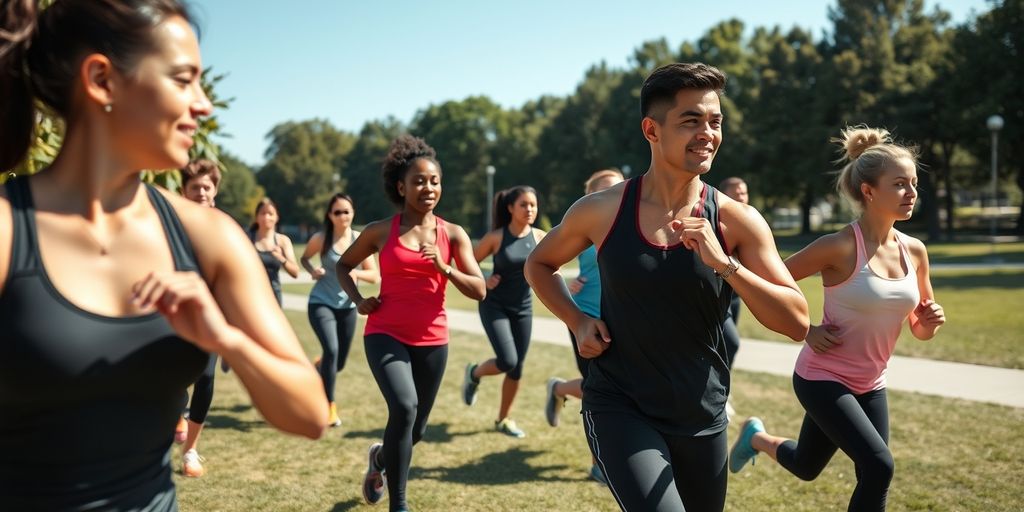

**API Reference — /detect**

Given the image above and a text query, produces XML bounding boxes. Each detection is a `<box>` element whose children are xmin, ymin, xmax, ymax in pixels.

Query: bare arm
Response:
<box><xmin>348</xmin><ymin>230</ymin><xmax>380</xmax><ymax>284</ymax></box>
<box><xmin>473</xmin><ymin>230</ymin><xmax>500</xmax><ymax>263</ymax></box>
<box><xmin>526</xmin><ymin>193</ymin><xmax>614</xmax><ymax>358</ymax></box>
<box><xmin>906</xmin><ymin>237</ymin><xmax>945</xmax><ymax>340</ymax></box>
<box><xmin>147</xmin><ymin>197</ymin><xmax>327</xmax><ymax>439</ymax></box>
<box><xmin>276</xmin><ymin>234</ymin><xmax>300</xmax><ymax>278</ymax></box>
<box><xmin>444</xmin><ymin>223</ymin><xmax>486</xmax><ymax>300</ymax></box>
<box><xmin>338</xmin><ymin>220</ymin><xmax>388</xmax><ymax>314</ymax></box>
<box><xmin>300</xmin><ymin>232</ymin><xmax>326</xmax><ymax>280</ymax></box>
<box><xmin>716</xmin><ymin>201</ymin><xmax>809</xmax><ymax>341</ymax></box>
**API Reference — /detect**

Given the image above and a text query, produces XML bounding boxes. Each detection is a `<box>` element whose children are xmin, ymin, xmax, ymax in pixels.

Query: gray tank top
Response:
<box><xmin>308</xmin><ymin>232</ymin><xmax>356</xmax><ymax>309</ymax></box>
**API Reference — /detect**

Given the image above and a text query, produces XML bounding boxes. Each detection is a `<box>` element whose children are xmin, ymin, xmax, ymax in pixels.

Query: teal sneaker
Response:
<box><xmin>729</xmin><ymin>417</ymin><xmax>765</xmax><ymax>473</ymax></box>
<box><xmin>495</xmin><ymin>418</ymin><xmax>526</xmax><ymax>438</ymax></box>
<box><xmin>462</xmin><ymin>363</ymin><xmax>479</xmax><ymax>406</ymax></box>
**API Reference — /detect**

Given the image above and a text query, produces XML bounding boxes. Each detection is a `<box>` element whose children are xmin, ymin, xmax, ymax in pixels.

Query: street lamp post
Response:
<box><xmin>485</xmin><ymin>165</ymin><xmax>496</xmax><ymax>233</ymax></box>
<box><xmin>987</xmin><ymin>115</ymin><xmax>1004</xmax><ymax>259</ymax></box>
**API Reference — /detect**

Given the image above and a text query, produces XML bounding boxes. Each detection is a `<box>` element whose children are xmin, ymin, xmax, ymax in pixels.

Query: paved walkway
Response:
<box><xmin>281</xmin><ymin>293</ymin><xmax>1024</xmax><ymax>409</ymax></box>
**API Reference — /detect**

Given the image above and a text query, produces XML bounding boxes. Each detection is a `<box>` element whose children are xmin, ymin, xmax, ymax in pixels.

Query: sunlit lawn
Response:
<box><xmin>173</xmin><ymin>311</ymin><xmax>1024</xmax><ymax>511</ymax></box>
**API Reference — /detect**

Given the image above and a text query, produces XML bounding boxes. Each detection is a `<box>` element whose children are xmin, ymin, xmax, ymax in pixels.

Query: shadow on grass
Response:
<box><xmin>202</xmin><ymin>414</ymin><xmax>267</xmax><ymax>433</ymax></box>
<box><xmin>328</xmin><ymin>498</ymin><xmax>363</xmax><ymax>511</ymax></box>
<box><xmin>931</xmin><ymin>270</ymin><xmax>1024</xmax><ymax>290</ymax></box>
<box><xmin>412</xmin><ymin>447</ymin><xmax>571</xmax><ymax>485</ymax></box>
<box><xmin>343</xmin><ymin>422</ymin><xmax>485</xmax><ymax>444</ymax></box>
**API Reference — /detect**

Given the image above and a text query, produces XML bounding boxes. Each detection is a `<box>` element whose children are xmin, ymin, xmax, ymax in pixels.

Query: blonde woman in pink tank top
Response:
<box><xmin>729</xmin><ymin>127</ymin><xmax>945</xmax><ymax>511</ymax></box>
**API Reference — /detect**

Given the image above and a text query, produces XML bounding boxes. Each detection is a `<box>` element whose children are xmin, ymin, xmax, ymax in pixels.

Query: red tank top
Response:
<box><xmin>364</xmin><ymin>214</ymin><xmax>452</xmax><ymax>346</ymax></box>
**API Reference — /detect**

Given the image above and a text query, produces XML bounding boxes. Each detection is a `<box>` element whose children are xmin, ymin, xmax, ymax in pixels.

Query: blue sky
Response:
<box><xmin>193</xmin><ymin>0</ymin><xmax>991</xmax><ymax>166</ymax></box>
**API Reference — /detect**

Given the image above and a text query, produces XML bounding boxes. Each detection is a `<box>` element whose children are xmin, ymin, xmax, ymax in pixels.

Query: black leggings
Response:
<box><xmin>308</xmin><ymin>304</ymin><xmax>357</xmax><ymax>402</ymax></box>
<box><xmin>778</xmin><ymin>375</ymin><xmax>892</xmax><ymax>511</ymax></box>
<box><xmin>478</xmin><ymin>299</ymin><xmax>532</xmax><ymax>380</ymax></box>
<box><xmin>187</xmin><ymin>353</ymin><xmax>218</xmax><ymax>424</ymax></box>
<box><xmin>364</xmin><ymin>334</ymin><xmax>448</xmax><ymax>512</ymax></box>
<box><xmin>583</xmin><ymin>410</ymin><xmax>728</xmax><ymax>511</ymax></box>
<box><xmin>722</xmin><ymin>294</ymin><xmax>741</xmax><ymax>370</ymax></box>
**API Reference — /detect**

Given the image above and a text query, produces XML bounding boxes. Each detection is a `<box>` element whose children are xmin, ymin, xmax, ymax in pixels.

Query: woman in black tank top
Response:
<box><xmin>462</xmin><ymin>186</ymin><xmax>546</xmax><ymax>438</ymax></box>
<box><xmin>0</xmin><ymin>2</ymin><xmax>327</xmax><ymax>510</ymax></box>
<box><xmin>249</xmin><ymin>197</ymin><xmax>300</xmax><ymax>305</ymax></box>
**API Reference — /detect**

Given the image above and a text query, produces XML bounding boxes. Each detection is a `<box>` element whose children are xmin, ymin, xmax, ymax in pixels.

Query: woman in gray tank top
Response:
<box><xmin>300</xmin><ymin>193</ymin><xmax>379</xmax><ymax>427</ymax></box>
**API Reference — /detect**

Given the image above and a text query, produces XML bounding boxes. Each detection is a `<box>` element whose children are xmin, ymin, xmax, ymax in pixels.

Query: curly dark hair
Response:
<box><xmin>381</xmin><ymin>134</ymin><xmax>440</xmax><ymax>207</ymax></box>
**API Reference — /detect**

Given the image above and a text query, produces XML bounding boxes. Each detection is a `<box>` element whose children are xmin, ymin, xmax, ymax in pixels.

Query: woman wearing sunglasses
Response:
<box><xmin>301</xmin><ymin>193</ymin><xmax>379</xmax><ymax>427</ymax></box>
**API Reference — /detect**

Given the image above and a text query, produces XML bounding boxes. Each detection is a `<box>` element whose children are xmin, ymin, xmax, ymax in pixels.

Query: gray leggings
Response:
<box><xmin>364</xmin><ymin>334</ymin><xmax>448</xmax><ymax>512</ymax></box>
<box><xmin>478</xmin><ymin>299</ymin><xmax>532</xmax><ymax>380</ymax></box>
<box><xmin>308</xmin><ymin>304</ymin><xmax>357</xmax><ymax>402</ymax></box>
<box><xmin>583</xmin><ymin>410</ymin><xmax>728</xmax><ymax>511</ymax></box>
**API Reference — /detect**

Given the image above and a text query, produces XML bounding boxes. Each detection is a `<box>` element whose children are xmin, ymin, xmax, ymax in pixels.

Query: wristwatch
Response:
<box><xmin>444</xmin><ymin>266</ymin><xmax>453</xmax><ymax>276</ymax></box>
<box><xmin>715</xmin><ymin>256</ymin><xmax>739</xmax><ymax>279</ymax></box>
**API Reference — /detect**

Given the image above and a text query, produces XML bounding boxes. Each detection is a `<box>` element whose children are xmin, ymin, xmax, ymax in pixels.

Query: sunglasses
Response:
<box><xmin>331</xmin><ymin>210</ymin><xmax>348</xmax><ymax>216</ymax></box>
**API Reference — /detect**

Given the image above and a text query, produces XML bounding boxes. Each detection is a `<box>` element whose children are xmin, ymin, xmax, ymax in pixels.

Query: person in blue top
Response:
<box><xmin>300</xmin><ymin>193</ymin><xmax>379</xmax><ymax>428</ymax></box>
<box><xmin>462</xmin><ymin>186</ymin><xmax>546</xmax><ymax>438</ymax></box>
<box><xmin>544</xmin><ymin>168</ymin><xmax>623</xmax><ymax>483</ymax></box>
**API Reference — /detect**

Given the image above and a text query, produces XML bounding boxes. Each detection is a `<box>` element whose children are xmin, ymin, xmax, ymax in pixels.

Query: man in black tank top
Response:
<box><xmin>525</xmin><ymin>63</ymin><xmax>809</xmax><ymax>511</ymax></box>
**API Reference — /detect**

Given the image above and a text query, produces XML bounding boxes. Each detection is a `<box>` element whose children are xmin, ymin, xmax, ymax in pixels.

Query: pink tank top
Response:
<box><xmin>794</xmin><ymin>222</ymin><xmax>920</xmax><ymax>393</ymax></box>
<box><xmin>364</xmin><ymin>214</ymin><xmax>452</xmax><ymax>346</ymax></box>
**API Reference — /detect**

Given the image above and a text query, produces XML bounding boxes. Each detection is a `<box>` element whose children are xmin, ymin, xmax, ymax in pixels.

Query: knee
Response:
<box><xmin>506</xmin><ymin>365</ymin><xmax>524</xmax><ymax>381</ymax></box>
<box><xmin>391</xmin><ymin>399</ymin><xmax>419</xmax><ymax>428</ymax></box>
<box><xmin>495</xmin><ymin>354</ymin><xmax>518</xmax><ymax>374</ymax></box>
<box><xmin>859</xmin><ymin>450</ymin><xmax>895</xmax><ymax>485</ymax></box>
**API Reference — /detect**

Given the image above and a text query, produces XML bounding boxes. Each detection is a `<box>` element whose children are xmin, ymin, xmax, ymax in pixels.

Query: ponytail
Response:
<box><xmin>492</xmin><ymin>185</ymin><xmax>538</xmax><ymax>230</ymax></box>
<box><xmin>0</xmin><ymin>0</ymin><xmax>38</xmax><ymax>172</ymax></box>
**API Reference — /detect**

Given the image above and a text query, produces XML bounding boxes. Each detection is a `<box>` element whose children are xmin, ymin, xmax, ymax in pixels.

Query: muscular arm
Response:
<box><xmin>721</xmin><ymin>202</ymin><xmax>809</xmax><ymax>341</ymax></box>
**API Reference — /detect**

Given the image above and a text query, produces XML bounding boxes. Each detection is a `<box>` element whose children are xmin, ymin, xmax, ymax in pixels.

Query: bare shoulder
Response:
<box><xmin>155</xmin><ymin>188</ymin><xmax>254</xmax><ymax>271</ymax></box>
<box><xmin>445</xmin><ymin>220</ymin><xmax>472</xmax><ymax>242</ymax></box>
<box><xmin>898</xmin><ymin>231</ymin><xmax>929</xmax><ymax>264</ymax></box>
<box><xmin>532</xmin><ymin>227</ymin><xmax>548</xmax><ymax>241</ymax></box>
<box><xmin>809</xmin><ymin>226</ymin><xmax>857</xmax><ymax>258</ymax></box>
<box><xmin>565</xmin><ymin>180</ymin><xmax>626</xmax><ymax>225</ymax></box>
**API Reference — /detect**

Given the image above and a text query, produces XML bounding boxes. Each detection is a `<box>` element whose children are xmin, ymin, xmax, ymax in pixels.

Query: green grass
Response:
<box><xmin>738</xmin><ymin>269</ymin><xmax>1024</xmax><ymax>369</ymax></box>
<box><xmin>173</xmin><ymin>312</ymin><xmax>1024</xmax><ymax>511</ymax></box>
<box><xmin>770</xmin><ymin>238</ymin><xmax>1024</xmax><ymax>264</ymax></box>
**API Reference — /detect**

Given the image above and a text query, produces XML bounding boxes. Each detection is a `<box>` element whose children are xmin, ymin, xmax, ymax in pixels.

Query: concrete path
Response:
<box><xmin>281</xmin><ymin>293</ymin><xmax>1024</xmax><ymax>409</ymax></box>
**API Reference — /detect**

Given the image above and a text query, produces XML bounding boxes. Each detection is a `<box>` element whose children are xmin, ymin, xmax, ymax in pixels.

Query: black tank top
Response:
<box><xmin>253</xmin><ymin>231</ymin><xmax>283</xmax><ymax>296</ymax></box>
<box><xmin>483</xmin><ymin>226</ymin><xmax>535</xmax><ymax>309</ymax></box>
<box><xmin>0</xmin><ymin>178</ymin><xmax>208</xmax><ymax>511</ymax></box>
<box><xmin>584</xmin><ymin>176</ymin><xmax>733</xmax><ymax>436</ymax></box>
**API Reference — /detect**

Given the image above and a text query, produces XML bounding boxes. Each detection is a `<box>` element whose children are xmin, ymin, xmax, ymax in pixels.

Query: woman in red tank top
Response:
<box><xmin>337</xmin><ymin>135</ymin><xmax>485</xmax><ymax>511</ymax></box>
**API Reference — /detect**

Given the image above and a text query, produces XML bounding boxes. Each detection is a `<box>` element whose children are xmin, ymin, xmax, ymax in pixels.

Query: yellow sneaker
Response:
<box><xmin>183</xmin><ymin>449</ymin><xmax>205</xmax><ymax>478</ymax></box>
<box><xmin>328</xmin><ymin>402</ymin><xmax>342</xmax><ymax>427</ymax></box>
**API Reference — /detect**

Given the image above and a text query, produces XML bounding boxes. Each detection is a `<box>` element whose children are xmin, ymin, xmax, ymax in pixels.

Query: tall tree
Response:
<box><xmin>342</xmin><ymin>117</ymin><xmax>407</xmax><ymax>223</ymax></box>
<box><xmin>216</xmin><ymin>152</ymin><xmax>263</xmax><ymax>225</ymax></box>
<box><xmin>257</xmin><ymin>119</ymin><xmax>356</xmax><ymax>226</ymax></box>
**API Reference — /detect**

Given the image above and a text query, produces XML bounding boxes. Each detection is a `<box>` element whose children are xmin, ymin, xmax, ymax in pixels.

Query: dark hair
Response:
<box><xmin>381</xmin><ymin>134</ymin><xmax>440</xmax><ymax>207</ymax></box>
<box><xmin>180</xmin><ymin>159</ymin><xmax>221</xmax><ymax>188</ymax></box>
<box><xmin>249</xmin><ymin>197</ymin><xmax>278</xmax><ymax>234</ymax></box>
<box><xmin>321</xmin><ymin>193</ymin><xmax>354</xmax><ymax>260</ymax></box>
<box><xmin>0</xmin><ymin>0</ymin><xmax>194</xmax><ymax>171</ymax></box>
<box><xmin>640</xmin><ymin>62</ymin><xmax>726</xmax><ymax>122</ymax></box>
<box><xmin>492</xmin><ymin>185</ymin><xmax>537</xmax><ymax>230</ymax></box>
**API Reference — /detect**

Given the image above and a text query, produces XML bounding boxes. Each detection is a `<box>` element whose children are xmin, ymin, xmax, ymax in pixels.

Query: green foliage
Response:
<box><xmin>216</xmin><ymin>152</ymin><xmax>264</xmax><ymax>225</ymax></box>
<box><xmin>257</xmin><ymin>119</ymin><xmax>357</xmax><ymax>226</ymax></box>
<box><xmin>340</xmin><ymin>117</ymin><xmax>407</xmax><ymax>224</ymax></box>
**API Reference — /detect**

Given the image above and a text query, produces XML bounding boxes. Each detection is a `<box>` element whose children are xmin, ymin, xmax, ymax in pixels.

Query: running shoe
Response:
<box><xmin>461</xmin><ymin>363</ymin><xmax>479</xmax><ymax>406</ymax></box>
<box><xmin>545</xmin><ymin>377</ymin><xmax>566</xmax><ymax>427</ymax></box>
<box><xmin>362</xmin><ymin>442</ymin><xmax>387</xmax><ymax>505</ymax></box>
<box><xmin>174</xmin><ymin>416</ymin><xmax>188</xmax><ymax>444</ymax></box>
<box><xmin>589</xmin><ymin>463</ymin><xmax>607</xmax><ymax>485</ymax></box>
<box><xmin>495</xmin><ymin>418</ymin><xmax>526</xmax><ymax>438</ymax></box>
<box><xmin>182</xmin><ymin>449</ymin><xmax>205</xmax><ymax>478</ymax></box>
<box><xmin>327</xmin><ymin>402</ymin><xmax>342</xmax><ymax>428</ymax></box>
<box><xmin>729</xmin><ymin>416</ymin><xmax>765</xmax><ymax>473</ymax></box>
